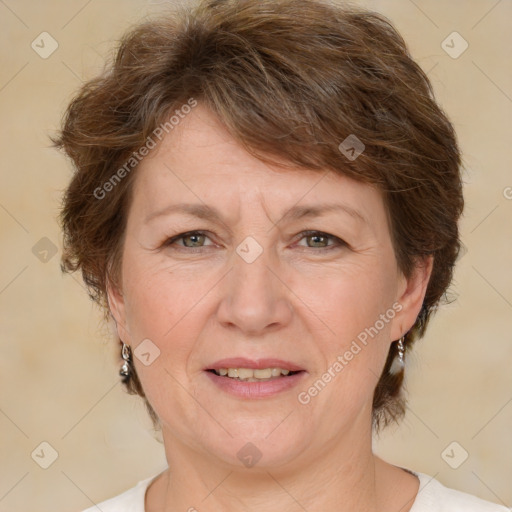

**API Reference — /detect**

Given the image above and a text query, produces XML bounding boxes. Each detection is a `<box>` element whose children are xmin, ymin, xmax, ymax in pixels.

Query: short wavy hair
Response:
<box><xmin>52</xmin><ymin>0</ymin><xmax>464</xmax><ymax>431</ymax></box>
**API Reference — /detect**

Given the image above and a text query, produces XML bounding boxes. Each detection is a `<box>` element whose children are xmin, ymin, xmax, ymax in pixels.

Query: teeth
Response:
<box><xmin>214</xmin><ymin>367</ymin><xmax>296</xmax><ymax>380</ymax></box>
<box><xmin>254</xmin><ymin>368</ymin><xmax>271</xmax><ymax>379</ymax></box>
<box><xmin>238</xmin><ymin>368</ymin><xmax>253</xmax><ymax>380</ymax></box>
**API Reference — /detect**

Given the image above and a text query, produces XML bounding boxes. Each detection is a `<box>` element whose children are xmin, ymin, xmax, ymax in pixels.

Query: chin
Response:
<box><xmin>158</xmin><ymin>411</ymin><xmax>310</xmax><ymax>471</ymax></box>
<box><xmin>202</xmin><ymin>416</ymin><xmax>312</xmax><ymax>470</ymax></box>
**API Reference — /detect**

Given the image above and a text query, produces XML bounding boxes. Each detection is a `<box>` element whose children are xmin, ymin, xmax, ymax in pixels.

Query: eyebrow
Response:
<box><xmin>144</xmin><ymin>202</ymin><xmax>369</xmax><ymax>227</ymax></box>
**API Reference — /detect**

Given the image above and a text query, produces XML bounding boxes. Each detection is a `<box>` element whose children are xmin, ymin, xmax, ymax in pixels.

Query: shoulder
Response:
<box><xmin>410</xmin><ymin>471</ymin><xmax>509</xmax><ymax>512</ymax></box>
<box><xmin>80</xmin><ymin>474</ymin><xmax>158</xmax><ymax>512</ymax></box>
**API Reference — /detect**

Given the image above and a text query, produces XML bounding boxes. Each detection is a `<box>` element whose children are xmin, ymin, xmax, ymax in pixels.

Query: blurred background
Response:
<box><xmin>0</xmin><ymin>0</ymin><xmax>511</xmax><ymax>510</ymax></box>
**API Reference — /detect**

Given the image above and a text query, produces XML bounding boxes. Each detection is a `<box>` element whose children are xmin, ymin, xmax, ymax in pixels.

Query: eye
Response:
<box><xmin>295</xmin><ymin>230</ymin><xmax>346</xmax><ymax>251</ymax></box>
<box><xmin>164</xmin><ymin>230</ymin><xmax>214</xmax><ymax>250</ymax></box>
<box><xmin>162</xmin><ymin>230</ymin><xmax>346</xmax><ymax>252</ymax></box>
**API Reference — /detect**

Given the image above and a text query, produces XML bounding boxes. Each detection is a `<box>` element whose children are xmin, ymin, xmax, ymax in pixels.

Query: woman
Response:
<box><xmin>52</xmin><ymin>0</ymin><xmax>508</xmax><ymax>510</ymax></box>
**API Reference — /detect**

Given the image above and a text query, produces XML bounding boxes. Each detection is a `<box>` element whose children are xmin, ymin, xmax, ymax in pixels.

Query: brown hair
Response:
<box><xmin>52</xmin><ymin>0</ymin><xmax>464</xmax><ymax>431</ymax></box>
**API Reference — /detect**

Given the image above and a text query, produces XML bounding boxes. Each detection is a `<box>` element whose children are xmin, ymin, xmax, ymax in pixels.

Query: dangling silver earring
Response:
<box><xmin>120</xmin><ymin>342</ymin><xmax>132</xmax><ymax>381</ymax></box>
<box><xmin>389</xmin><ymin>337</ymin><xmax>405</xmax><ymax>375</ymax></box>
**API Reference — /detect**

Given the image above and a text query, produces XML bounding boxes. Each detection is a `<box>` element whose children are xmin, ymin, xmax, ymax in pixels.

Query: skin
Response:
<box><xmin>108</xmin><ymin>103</ymin><xmax>433</xmax><ymax>512</ymax></box>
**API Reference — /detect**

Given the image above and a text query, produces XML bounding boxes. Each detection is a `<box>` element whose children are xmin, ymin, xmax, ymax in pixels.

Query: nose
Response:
<box><xmin>215</xmin><ymin>242</ymin><xmax>293</xmax><ymax>336</ymax></box>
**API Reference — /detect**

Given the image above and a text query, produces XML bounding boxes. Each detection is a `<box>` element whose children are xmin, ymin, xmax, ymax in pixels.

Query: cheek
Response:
<box><xmin>122</xmin><ymin>252</ymin><xmax>208</xmax><ymax>339</ymax></box>
<box><xmin>293</xmin><ymin>260</ymin><xmax>398</xmax><ymax>414</ymax></box>
<box><xmin>121</xmin><ymin>263</ymin><xmax>207</xmax><ymax>423</ymax></box>
<box><xmin>120</xmin><ymin>254</ymin><xmax>228</xmax><ymax>399</ymax></box>
<box><xmin>294</xmin><ymin>257</ymin><xmax>398</xmax><ymax>345</ymax></box>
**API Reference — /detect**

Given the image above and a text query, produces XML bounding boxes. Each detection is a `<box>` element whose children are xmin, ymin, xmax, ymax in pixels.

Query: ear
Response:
<box><xmin>106</xmin><ymin>278</ymin><xmax>131</xmax><ymax>344</ymax></box>
<box><xmin>390</xmin><ymin>254</ymin><xmax>433</xmax><ymax>341</ymax></box>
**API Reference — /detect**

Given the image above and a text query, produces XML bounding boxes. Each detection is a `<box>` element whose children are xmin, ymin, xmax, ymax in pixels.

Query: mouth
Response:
<box><xmin>203</xmin><ymin>358</ymin><xmax>307</xmax><ymax>398</ymax></box>
<box><xmin>206</xmin><ymin>367</ymin><xmax>303</xmax><ymax>382</ymax></box>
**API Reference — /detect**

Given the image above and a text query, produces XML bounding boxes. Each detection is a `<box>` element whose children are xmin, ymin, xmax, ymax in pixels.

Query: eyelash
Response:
<box><xmin>163</xmin><ymin>230</ymin><xmax>346</xmax><ymax>253</ymax></box>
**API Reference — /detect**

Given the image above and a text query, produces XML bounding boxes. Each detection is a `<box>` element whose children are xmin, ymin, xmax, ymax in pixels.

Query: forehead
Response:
<box><xmin>131</xmin><ymin>103</ymin><xmax>386</xmax><ymax>228</ymax></box>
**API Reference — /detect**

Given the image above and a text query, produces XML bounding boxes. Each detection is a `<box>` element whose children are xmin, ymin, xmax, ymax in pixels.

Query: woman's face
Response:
<box><xmin>109</xmin><ymin>103</ymin><xmax>430</xmax><ymax>470</ymax></box>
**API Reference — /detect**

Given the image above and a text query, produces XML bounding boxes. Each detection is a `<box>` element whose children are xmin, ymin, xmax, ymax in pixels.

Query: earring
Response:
<box><xmin>120</xmin><ymin>342</ymin><xmax>132</xmax><ymax>381</ymax></box>
<box><xmin>389</xmin><ymin>337</ymin><xmax>405</xmax><ymax>375</ymax></box>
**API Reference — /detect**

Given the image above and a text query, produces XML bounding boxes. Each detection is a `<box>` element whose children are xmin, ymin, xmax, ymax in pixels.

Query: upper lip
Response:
<box><xmin>206</xmin><ymin>358</ymin><xmax>305</xmax><ymax>372</ymax></box>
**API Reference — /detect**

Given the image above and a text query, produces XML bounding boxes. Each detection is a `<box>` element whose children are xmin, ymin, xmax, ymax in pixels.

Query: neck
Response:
<box><xmin>148</xmin><ymin>412</ymin><xmax>404</xmax><ymax>512</ymax></box>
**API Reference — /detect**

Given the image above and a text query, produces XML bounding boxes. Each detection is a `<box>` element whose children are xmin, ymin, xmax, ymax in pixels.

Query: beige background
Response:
<box><xmin>0</xmin><ymin>0</ymin><xmax>511</xmax><ymax>511</ymax></box>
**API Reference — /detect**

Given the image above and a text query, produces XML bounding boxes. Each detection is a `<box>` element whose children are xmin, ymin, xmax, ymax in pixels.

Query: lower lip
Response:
<box><xmin>204</xmin><ymin>370</ymin><xmax>306</xmax><ymax>399</ymax></box>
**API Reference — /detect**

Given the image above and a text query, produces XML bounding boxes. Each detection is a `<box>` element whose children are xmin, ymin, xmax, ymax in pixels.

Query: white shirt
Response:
<box><xmin>82</xmin><ymin>469</ymin><xmax>510</xmax><ymax>511</ymax></box>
